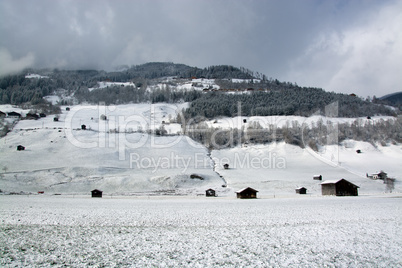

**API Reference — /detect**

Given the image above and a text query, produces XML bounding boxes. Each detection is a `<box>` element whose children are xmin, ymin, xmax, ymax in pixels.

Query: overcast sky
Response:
<box><xmin>1</xmin><ymin>0</ymin><xmax>401</xmax><ymax>97</ymax></box>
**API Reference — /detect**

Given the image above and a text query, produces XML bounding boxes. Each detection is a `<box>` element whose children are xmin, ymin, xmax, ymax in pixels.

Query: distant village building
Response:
<box><xmin>313</xmin><ymin>175</ymin><xmax>322</xmax><ymax>180</ymax></box>
<box><xmin>236</xmin><ymin>187</ymin><xmax>258</xmax><ymax>199</ymax></box>
<box><xmin>91</xmin><ymin>189</ymin><xmax>103</xmax><ymax>198</ymax></box>
<box><xmin>295</xmin><ymin>187</ymin><xmax>307</xmax><ymax>194</ymax></box>
<box><xmin>81</xmin><ymin>124</ymin><xmax>86</xmax><ymax>130</ymax></box>
<box><xmin>367</xmin><ymin>171</ymin><xmax>387</xmax><ymax>180</ymax></box>
<box><xmin>223</xmin><ymin>163</ymin><xmax>229</xmax><ymax>170</ymax></box>
<box><xmin>25</xmin><ymin>113</ymin><xmax>39</xmax><ymax>120</ymax></box>
<box><xmin>17</xmin><ymin>145</ymin><xmax>25</xmax><ymax>151</ymax></box>
<box><xmin>7</xmin><ymin>111</ymin><xmax>21</xmax><ymax>118</ymax></box>
<box><xmin>205</xmin><ymin>189</ymin><xmax>216</xmax><ymax>197</ymax></box>
<box><xmin>321</xmin><ymin>179</ymin><xmax>359</xmax><ymax>196</ymax></box>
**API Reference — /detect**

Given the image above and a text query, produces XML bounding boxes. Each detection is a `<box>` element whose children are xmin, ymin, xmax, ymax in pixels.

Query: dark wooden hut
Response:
<box><xmin>7</xmin><ymin>111</ymin><xmax>21</xmax><ymax>118</ymax></box>
<box><xmin>17</xmin><ymin>145</ymin><xmax>25</xmax><ymax>151</ymax></box>
<box><xmin>223</xmin><ymin>163</ymin><xmax>229</xmax><ymax>170</ymax></box>
<box><xmin>25</xmin><ymin>113</ymin><xmax>39</xmax><ymax>120</ymax></box>
<box><xmin>205</xmin><ymin>188</ymin><xmax>216</xmax><ymax>197</ymax></box>
<box><xmin>236</xmin><ymin>187</ymin><xmax>258</xmax><ymax>199</ymax></box>
<box><xmin>295</xmin><ymin>187</ymin><xmax>307</xmax><ymax>194</ymax></box>
<box><xmin>313</xmin><ymin>175</ymin><xmax>322</xmax><ymax>180</ymax></box>
<box><xmin>91</xmin><ymin>189</ymin><xmax>103</xmax><ymax>198</ymax></box>
<box><xmin>81</xmin><ymin>124</ymin><xmax>86</xmax><ymax>130</ymax></box>
<box><xmin>321</xmin><ymin>179</ymin><xmax>359</xmax><ymax>196</ymax></box>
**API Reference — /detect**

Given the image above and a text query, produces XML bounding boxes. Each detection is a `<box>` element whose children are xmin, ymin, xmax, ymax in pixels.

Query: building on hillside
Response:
<box><xmin>25</xmin><ymin>113</ymin><xmax>39</xmax><ymax>120</ymax></box>
<box><xmin>205</xmin><ymin>189</ymin><xmax>216</xmax><ymax>197</ymax></box>
<box><xmin>236</xmin><ymin>187</ymin><xmax>258</xmax><ymax>199</ymax></box>
<box><xmin>91</xmin><ymin>189</ymin><xmax>103</xmax><ymax>198</ymax></box>
<box><xmin>321</xmin><ymin>179</ymin><xmax>359</xmax><ymax>196</ymax></box>
<box><xmin>7</xmin><ymin>111</ymin><xmax>21</xmax><ymax>118</ymax></box>
<box><xmin>17</xmin><ymin>145</ymin><xmax>25</xmax><ymax>151</ymax></box>
<box><xmin>367</xmin><ymin>171</ymin><xmax>387</xmax><ymax>180</ymax></box>
<box><xmin>313</xmin><ymin>175</ymin><xmax>322</xmax><ymax>180</ymax></box>
<box><xmin>295</xmin><ymin>187</ymin><xmax>307</xmax><ymax>194</ymax></box>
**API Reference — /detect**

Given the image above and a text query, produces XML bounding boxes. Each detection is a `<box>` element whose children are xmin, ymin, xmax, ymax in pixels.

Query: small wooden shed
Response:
<box><xmin>91</xmin><ymin>189</ymin><xmax>103</xmax><ymax>198</ymax></box>
<box><xmin>223</xmin><ymin>163</ymin><xmax>229</xmax><ymax>170</ymax></box>
<box><xmin>17</xmin><ymin>145</ymin><xmax>25</xmax><ymax>151</ymax></box>
<box><xmin>205</xmin><ymin>188</ymin><xmax>216</xmax><ymax>197</ymax></box>
<box><xmin>236</xmin><ymin>187</ymin><xmax>258</xmax><ymax>199</ymax></box>
<box><xmin>295</xmin><ymin>187</ymin><xmax>307</xmax><ymax>194</ymax></box>
<box><xmin>313</xmin><ymin>175</ymin><xmax>322</xmax><ymax>180</ymax></box>
<box><xmin>321</xmin><ymin>179</ymin><xmax>359</xmax><ymax>196</ymax></box>
<box><xmin>81</xmin><ymin>124</ymin><xmax>86</xmax><ymax>130</ymax></box>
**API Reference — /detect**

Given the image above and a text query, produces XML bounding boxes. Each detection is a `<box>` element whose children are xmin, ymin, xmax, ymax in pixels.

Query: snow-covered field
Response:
<box><xmin>0</xmin><ymin>103</ymin><xmax>401</xmax><ymax>196</ymax></box>
<box><xmin>0</xmin><ymin>194</ymin><xmax>400</xmax><ymax>267</ymax></box>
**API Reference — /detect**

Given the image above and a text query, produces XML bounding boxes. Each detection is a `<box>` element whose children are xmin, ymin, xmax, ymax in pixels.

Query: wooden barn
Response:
<box><xmin>295</xmin><ymin>187</ymin><xmax>307</xmax><ymax>194</ymax></box>
<box><xmin>321</xmin><ymin>179</ymin><xmax>359</xmax><ymax>196</ymax></box>
<box><xmin>205</xmin><ymin>189</ymin><xmax>216</xmax><ymax>197</ymax></box>
<box><xmin>7</xmin><ymin>111</ymin><xmax>21</xmax><ymax>118</ymax></box>
<box><xmin>17</xmin><ymin>145</ymin><xmax>25</xmax><ymax>151</ymax></box>
<box><xmin>91</xmin><ymin>189</ymin><xmax>103</xmax><ymax>198</ymax></box>
<box><xmin>313</xmin><ymin>175</ymin><xmax>322</xmax><ymax>180</ymax></box>
<box><xmin>236</xmin><ymin>187</ymin><xmax>258</xmax><ymax>199</ymax></box>
<box><xmin>25</xmin><ymin>113</ymin><xmax>39</xmax><ymax>120</ymax></box>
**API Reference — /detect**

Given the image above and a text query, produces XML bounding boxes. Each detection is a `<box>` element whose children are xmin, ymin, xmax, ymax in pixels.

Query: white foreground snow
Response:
<box><xmin>0</xmin><ymin>194</ymin><xmax>400</xmax><ymax>267</ymax></box>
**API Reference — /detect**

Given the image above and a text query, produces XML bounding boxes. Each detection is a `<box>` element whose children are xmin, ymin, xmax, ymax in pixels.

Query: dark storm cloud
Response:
<box><xmin>1</xmin><ymin>0</ymin><xmax>401</xmax><ymax>97</ymax></box>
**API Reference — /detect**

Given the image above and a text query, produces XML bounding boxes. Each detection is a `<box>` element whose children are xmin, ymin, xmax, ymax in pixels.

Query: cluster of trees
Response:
<box><xmin>74</xmin><ymin>85</ymin><xmax>202</xmax><ymax>105</ymax></box>
<box><xmin>0</xmin><ymin>63</ymin><xmax>258</xmax><ymax>105</ymax></box>
<box><xmin>184</xmin><ymin>117</ymin><xmax>402</xmax><ymax>150</ymax></box>
<box><xmin>183</xmin><ymin>89</ymin><xmax>395</xmax><ymax>119</ymax></box>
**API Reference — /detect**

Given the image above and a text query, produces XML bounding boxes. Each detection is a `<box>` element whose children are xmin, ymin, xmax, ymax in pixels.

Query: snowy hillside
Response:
<box><xmin>0</xmin><ymin>103</ymin><xmax>400</xmax><ymax>195</ymax></box>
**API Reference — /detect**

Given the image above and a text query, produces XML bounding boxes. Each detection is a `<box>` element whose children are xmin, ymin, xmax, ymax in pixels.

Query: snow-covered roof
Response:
<box><xmin>321</xmin><ymin>179</ymin><xmax>359</xmax><ymax>188</ymax></box>
<box><xmin>236</xmin><ymin>187</ymin><xmax>258</xmax><ymax>193</ymax></box>
<box><xmin>321</xmin><ymin>179</ymin><xmax>341</xmax><ymax>185</ymax></box>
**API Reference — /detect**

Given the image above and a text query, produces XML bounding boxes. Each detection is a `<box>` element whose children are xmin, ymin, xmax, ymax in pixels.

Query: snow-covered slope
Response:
<box><xmin>0</xmin><ymin>104</ymin><xmax>400</xmax><ymax>195</ymax></box>
<box><xmin>212</xmin><ymin>141</ymin><xmax>401</xmax><ymax>196</ymax></box>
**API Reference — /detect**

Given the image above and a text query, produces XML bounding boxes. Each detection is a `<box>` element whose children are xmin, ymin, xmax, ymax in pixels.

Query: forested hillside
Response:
<box><xmin>183</xmin><ymin>89</ymin><xmax>394</xmax><ymax>118</ymax></box>
<box><xmin>0</xmin><ymin>62</ymin><xmax>398</xmax><ymax>118</ymax></box>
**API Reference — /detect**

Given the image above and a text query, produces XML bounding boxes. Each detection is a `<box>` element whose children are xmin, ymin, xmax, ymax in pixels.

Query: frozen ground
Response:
<box><xmin>0</xmin><ymin>103</ymin><xmax>400</xmax><ymax>195</ymax></box>
<box><xmin>0</xmin><ymin>194</ymin><xmax>400</xmax><ymax>267</ymax></box>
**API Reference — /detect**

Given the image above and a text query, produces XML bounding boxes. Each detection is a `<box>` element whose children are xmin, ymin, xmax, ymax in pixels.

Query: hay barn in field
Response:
<box><xmin>236</xmin><ymin>187</ymin><xmax>258</xmax><ymax>199</ymax></box>
<box><xmin>321</xmin><ymin>179</ymin><xmax>359</xmax><ymax>196</ymax></box>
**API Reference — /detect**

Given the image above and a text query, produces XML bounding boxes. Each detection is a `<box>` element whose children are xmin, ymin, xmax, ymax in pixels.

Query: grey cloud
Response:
<box><xmin>0</xmin><ymin>0</ymin><xmax>400</xmax><ymax>97</ymax></box>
